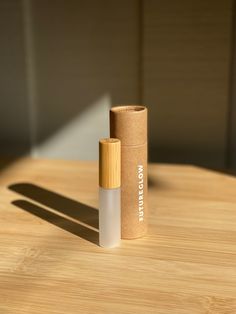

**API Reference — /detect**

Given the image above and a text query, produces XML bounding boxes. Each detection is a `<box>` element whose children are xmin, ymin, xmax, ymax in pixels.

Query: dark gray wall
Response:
<box><xmin>0</xmin><ymin>0</ymin><xmax>234</xmax><ymax>168</ymax></box>
<box><xmin>0</xmin><ymin>0</ymin><xmax>30</xmax><ymax>155</ymax></box>
<box><xmin>144</xmin><ymin>0</ymin><xmax>233</xmax><ymax>168</ymax></box>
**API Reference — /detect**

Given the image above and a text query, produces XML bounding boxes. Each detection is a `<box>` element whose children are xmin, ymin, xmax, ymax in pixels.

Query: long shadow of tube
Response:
<box><xmin>12</xmin><ymin>200</ymin><xmax>98</xmax><ymax>245</ymax></box>
<box><xmin>9</xmin><ymin>183</ymin><xmax>99</xmax><ymax>245</ymax></box>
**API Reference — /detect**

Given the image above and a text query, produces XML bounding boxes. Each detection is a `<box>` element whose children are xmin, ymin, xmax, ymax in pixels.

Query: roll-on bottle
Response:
<box><xmin>99</xmin><ymin>138</ymin><xmax>121</xmax><ymax>248</ymax></box>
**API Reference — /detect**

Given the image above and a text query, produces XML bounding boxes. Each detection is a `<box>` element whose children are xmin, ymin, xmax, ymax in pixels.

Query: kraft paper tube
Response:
<box><xmin>110</xmin><ymin>105</ymin><xmax>148</xmax><ymax>239</ymax></box>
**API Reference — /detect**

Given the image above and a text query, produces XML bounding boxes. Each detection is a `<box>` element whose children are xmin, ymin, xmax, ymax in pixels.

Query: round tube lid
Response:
<box><xmin>110</xmin><ymin>105</ymin><xmax>147</xmax><ymax>146</ymax></box>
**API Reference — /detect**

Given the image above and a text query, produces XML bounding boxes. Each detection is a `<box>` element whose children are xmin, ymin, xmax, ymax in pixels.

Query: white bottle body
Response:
<box><xmin>99</xmin><ymin>187</ymin><xmax>121</xmax><ymax>248</ymax></box>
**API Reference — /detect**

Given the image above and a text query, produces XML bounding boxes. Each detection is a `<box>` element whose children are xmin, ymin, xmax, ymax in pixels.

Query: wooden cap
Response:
<box><xmin>99</xmin><ymin>138</ymin><xmax>121</xmax><ymax>189</ymax></box>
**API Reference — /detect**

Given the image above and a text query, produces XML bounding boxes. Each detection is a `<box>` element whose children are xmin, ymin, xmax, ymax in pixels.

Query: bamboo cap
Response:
<box><xmin>99</xmin><ymin>138</ymin><xmax>121</xmax><ymax>189</ymax></box>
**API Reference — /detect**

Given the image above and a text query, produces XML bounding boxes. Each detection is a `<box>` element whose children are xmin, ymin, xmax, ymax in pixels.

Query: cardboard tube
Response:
<box><xmin>110</xmin><ymin>105</ymin><xmax>148</xmax><ymax>239</ymax></box>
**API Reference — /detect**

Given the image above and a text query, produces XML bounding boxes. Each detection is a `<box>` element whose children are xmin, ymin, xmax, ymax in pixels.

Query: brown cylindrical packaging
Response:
<box><xmin>110</xmin><ymin>105</ymin><xmax>148</xmax><ymax>239</ymax></box>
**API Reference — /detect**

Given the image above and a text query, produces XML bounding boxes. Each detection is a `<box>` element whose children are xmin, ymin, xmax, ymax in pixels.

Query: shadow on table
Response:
<box><xmin>9</xmin><ymin>183</ymin><xmax>99</xmax><ymax>245</ymax></box>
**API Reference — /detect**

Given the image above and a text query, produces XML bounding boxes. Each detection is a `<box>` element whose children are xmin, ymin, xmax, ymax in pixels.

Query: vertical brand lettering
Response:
<box><xmin>138</xmin><ymin>165</ymin><xmax>144</xmax><ymax>221</ymax></box>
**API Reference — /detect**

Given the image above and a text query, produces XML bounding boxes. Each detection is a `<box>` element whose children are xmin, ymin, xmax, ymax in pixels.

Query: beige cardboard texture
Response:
<box><xmin>110</xmin><ymin>105</ymin><xmax>148</xmax><ymax>239</ymax></box>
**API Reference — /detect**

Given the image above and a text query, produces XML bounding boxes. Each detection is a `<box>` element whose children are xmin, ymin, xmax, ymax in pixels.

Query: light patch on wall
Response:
<box><xmin>33</xmin><ymin>94</ymin><xmax>110</xmax><ymax>160</ymax></box>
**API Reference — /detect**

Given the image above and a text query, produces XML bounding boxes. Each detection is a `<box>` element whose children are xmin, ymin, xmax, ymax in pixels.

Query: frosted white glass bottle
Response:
<box><xmin>99</xmin><ymin>187</ymin><xmax>120</xmax><ymax>248</ymax></box>
<box><xmin>99</xmin><ymin>138</ymin><xmax>121</xmax><ymax>248</ymax></box>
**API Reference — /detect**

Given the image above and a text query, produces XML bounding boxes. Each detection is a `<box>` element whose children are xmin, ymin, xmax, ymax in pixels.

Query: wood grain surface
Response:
<box><xmin>0</xmin><ymin>158</ymin><xmax>236</xmax><ymax>313</ymax></box>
